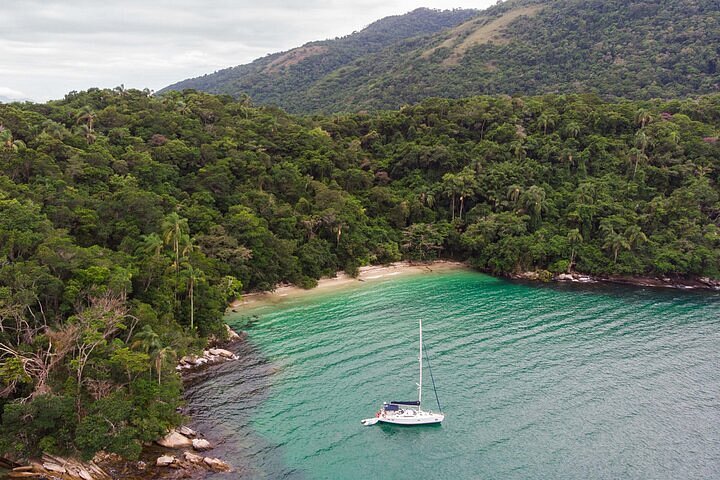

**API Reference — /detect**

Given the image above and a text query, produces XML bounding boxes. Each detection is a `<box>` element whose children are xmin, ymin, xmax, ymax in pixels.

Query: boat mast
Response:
<box><xmin>418</xmin><ymin>319</ymin><xmax>423</xmax><ymax>406</ymax></box>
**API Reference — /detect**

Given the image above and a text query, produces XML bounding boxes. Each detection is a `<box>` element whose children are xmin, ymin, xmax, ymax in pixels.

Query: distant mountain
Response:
<box><xmin>162</xmin><ymin>0</ymin><xmax>720</xmax><ymax>113</ymax></box>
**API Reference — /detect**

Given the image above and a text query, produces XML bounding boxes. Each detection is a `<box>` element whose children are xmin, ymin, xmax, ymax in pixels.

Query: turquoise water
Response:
<box><xmin>187</xmin><ymin>270</ymin><xmax>720</xmax><ymax>479</ymax></box>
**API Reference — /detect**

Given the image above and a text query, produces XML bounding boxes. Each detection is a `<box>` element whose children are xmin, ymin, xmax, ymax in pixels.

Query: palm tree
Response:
<box><xmin>457</xmin><ymin>168</ymin><xmax>477</xmax><ymax>220</ymax></box>
<box><xmin>181</xmin><ymin>263</ymin><xmax>203</xmax><ymax>331</ymax></box>
<box><xmin>0</xmin><ymin>126</ymin><xmax>18</xmax><ymax>151</ymax></box>
<box><xmin>628</xmin><ymin>147</ymin><xmax>649</xmax><ymax>179</ymax></box>
<box><xmin>132</xmin><ymin>325</ymin><xmax>161</xmax><ymax>354</ymax></box>
<box><xmin>566</xmin><ymin>228</ymin><xmax>583</xmax><ymax>272</ymax></box>
<box><xmin>561</xmin><ymin>148</ymin><xmax>576</xmax><ymax>174</ymax></box>
<box><xmin>139</xmin><ymin>233</ymin><xmax>163</xmax><ymax>258</ymax></box>
<box><xmin>635</xmin><ymin>130</ymin><xmax>650</xmax><ymax>154</ymax></box>
<box><xmin>522</xmin><ymin>185</ymin><xmax>547</xmax><ymax>227</ymax></box>
<box><xmin>162</xmin><ymin>213</ymin><xmax>188</xmax><ymax>274</ymax></box>
<box><xmin>602</xmin><ymin>228</ymin><xmax>630</xmax><ymax>263</ymax></box>
<box><xmin>506</xmin><ymin>184</ymin><xmax>522</xmax><ymax>208</ymax></box>
<box><xmin>537</xmin><ymin>112</ymin><xmax>557</xmax><ymax>135</ymax></box>
<box><xmin>76</xmin><ymin>106</ymin><xmax>96</xmax><ymax>131</ymax></box>
<box><xmin>442</xmin><ymin>173</ymin><xmax>462</xmax><ymax>221</ymax></box>
<box><xmin>509</xmin><ymin>140</ymin><xmax>526</xmax><ymax>160</ymax></box>
<box><xmin>42</xmin><ymin>120</ymin><xmax>68</xmax><ymax>140</ymax></box>
<box><xmin>625</xmin><ymin>225</ymin><xmax>647</xmax><ymax>252</ymax></box>
<box><xmin>564</xmin><ymin>121</ymin><xmax>582</xmax><ymax>139</ymax></box>
<box><xmin>154</xmin><ymin>346</ymin><xmax>175</xmax><ymax>385</ymax></box>
<box><xmin>162</xmin><ymin>212</ymin><xmax>189</xmax><ymax>310</ymax></box>
<box><xmin>636</xmin><ymin>109</ymin><xmax>653</xmax><ymax>128</ymax></box>
<box><xmin>419</xmin><ymin>191</ymin><xmax>435</xmax><ymax>209</ymax></box>
<box><xmin>79</xmin><ymin>124</ymin><xmax>96</xmax><ymax>145</ymax></box>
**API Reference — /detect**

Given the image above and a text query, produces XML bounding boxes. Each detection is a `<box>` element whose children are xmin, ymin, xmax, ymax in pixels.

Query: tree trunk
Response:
<box><xmin>189</xmin><ymin>278</ymin><xmax>194</xmax><ymax>331</ymax></box>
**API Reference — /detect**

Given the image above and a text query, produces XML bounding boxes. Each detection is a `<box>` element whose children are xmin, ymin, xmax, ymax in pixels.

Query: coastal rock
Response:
<box><xmin>183</xmin><ymin>452</ymin><xmax>204</xmax><ymax>464</ymax></box>
<box><xmin>156</xmin><ymin>455</ymin><xmax>176</xmax><ymax>467</ymax></box>
<box><xmin>78</xmin><ymin>469</ymin><xmax>93</xmax><ymax>480</ymax></box>
<box><xmin>7</xmin><ymin>471</ymin><xmax>38</xmax><ymax>478</ymax></box>
<box><xmin>192</xmin><ymin>438</ymin><xmax>212</xmax><ymax>451</ymax></box>
<box><xmin>180</xmin><ymin>355</ymin><xmax>198</xmax><ymax>366</ymax></box>
<box><xmin>42</xmin><ymin>462</ymin><xmax>66</xmax><ymax>474</ymax></box>
<box><xmin>156</xmin><ymin>430</ymin><xmax>193</xmax><ymax>448</ymax></box>
<box><xmin>225</xmin><ymin>324</ymin><xmax>241</xmax><ymax>341</ymax></box>
<box><xmin>203</xmin><ymin>457</ymin><xmax>231</xmax><ymax>472</ymax></box>
<box><xmin>209</xmin><ymin>348</ymin><xmax>235</xmax><ymax>359</ymax></box>
<box><xmin>178</xmin><ymin>425</ymin><xmax>196</xmax><ymax>437</ymax></box>
<box><xmin>554</xmin><ymin>273</ymin><xmax>597</xmax><ymax>283</ymax></box>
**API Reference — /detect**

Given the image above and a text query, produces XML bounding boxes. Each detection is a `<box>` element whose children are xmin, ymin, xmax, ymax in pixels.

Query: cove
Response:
<box><xmin>188</xmin><ymin>270</ymin><xmax>720</xmax><ymax>479</ymax></box>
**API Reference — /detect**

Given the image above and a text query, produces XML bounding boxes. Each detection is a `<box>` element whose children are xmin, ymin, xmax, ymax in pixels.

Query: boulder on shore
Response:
<box><xmin>156</xmin><ymin>430</ymin><xmax>193</xmax><ymax>448</ymax></box>
<box><xmin>226</xmin><ymin>324</ymin><xmax>241</xmax><ymax>341</ymax></box>
<box><xmin>209</xmin><ymin>348</ymin><xmax>235</xmax><ymax>359</ymax></box>
<box><xmin>203</xmin><ymin>457</ymin><xmax>231</xmax><ymax>472</ymax></box>
<box><xmin>178</xmin><ymin>425</ymin><xmax>196</xmax><ymax>437</ymax></box>
<box><xmin>179</xmin><ymin>355</ymin><xmax>198</xmax><ymax>366</ymax></box>
<box><xmin>156</xmin><ymin>455</ymin><xmax>175</xmax><ymax>467</ymax></box>
<box><xmin>42</xmin><ymin>462</ymin><xmax>66</xmax><ymax>474</ymax></box>
<box><xmin>192</xmin><ymin>438</ymin><xmax>212</xmax><ymax>451</ymax></box>
<box><xmin>183</xmin><ymin>452</ymin><xmax>204</xmax><ymax>464</ymax></box>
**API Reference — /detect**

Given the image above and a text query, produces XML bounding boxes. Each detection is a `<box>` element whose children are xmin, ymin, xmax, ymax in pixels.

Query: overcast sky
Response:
<box><xmin>2</xmin><ymin>0</ymin><xmax>495</xmax><ymax>102</ymax></box>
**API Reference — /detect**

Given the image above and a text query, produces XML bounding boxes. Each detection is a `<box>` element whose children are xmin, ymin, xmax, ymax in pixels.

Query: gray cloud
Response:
<box><xmin>2</xmin><ymin>0</ymin><xmax>491</xmax><ymax>101</ymax></box>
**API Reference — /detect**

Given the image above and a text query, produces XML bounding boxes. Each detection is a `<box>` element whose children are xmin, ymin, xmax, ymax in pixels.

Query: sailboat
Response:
<box><xmin>361</xmin><ymin>319</ymin><xmax>444</xmax><ymax>426</ymax></box>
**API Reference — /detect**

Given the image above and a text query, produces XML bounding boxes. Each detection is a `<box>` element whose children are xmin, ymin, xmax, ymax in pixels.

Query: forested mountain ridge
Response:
<box><xmin>160</xmin><ymin>7</ymin><xmax>479</xmax><ymax>110</ymax></box>
<box><xmin>0</xmin><ymin>88</ymin><xmax>718</xmax><ymax>461</ymax></box>
<box><xmin>162</xmin><ymin>0</ymin><xmax>720</xmax><ymax>113</ymax></box>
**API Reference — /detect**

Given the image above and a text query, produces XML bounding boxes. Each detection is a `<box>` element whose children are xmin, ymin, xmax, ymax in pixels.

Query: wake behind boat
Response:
<box><xmin>362</xmin><ymin>319</ymin><xmax>444</xmax><ymax>426</ymax></box>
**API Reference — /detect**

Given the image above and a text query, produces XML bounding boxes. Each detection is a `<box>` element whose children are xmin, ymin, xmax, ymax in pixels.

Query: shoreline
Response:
<box><xmin>230</xmin><ymin>260</ymin><xmax>468</xmax><ymax>308</ymax></box>
<box><xmin>508</xmin><ymin>271</ymin><xmax>720</xmax><ymax>292</ymax></box>
<box><xmin>230</xmin><ymin>262</ymin><xmax>719</xmax><ymax>311</ymax></box>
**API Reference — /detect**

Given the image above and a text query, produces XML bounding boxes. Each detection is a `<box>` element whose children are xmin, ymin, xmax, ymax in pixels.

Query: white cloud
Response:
<box><xmin>1</xmin><ymin>0</ymin><xmax>494</xmax><ymax>102</ymax></box>
<box><xmin>0</xmin><ymin>87</ymin><xmax>27</xmax><ymax>100</ymax></box>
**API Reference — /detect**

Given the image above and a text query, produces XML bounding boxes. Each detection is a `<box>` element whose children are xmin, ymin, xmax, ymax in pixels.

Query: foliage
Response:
<box><xmin>0</xmin><ymin>87</ymin><xmax>718</xmax><ymax>460</ymax></box>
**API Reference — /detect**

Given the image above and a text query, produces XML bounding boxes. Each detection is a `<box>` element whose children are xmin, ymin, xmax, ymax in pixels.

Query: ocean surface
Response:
<box><xmin>185</xmin><ymin>270</ymin><xmax>720</xmax><ymax>479</ymax></box>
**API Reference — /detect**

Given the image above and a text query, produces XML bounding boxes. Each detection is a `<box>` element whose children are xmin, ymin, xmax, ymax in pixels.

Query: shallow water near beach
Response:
<box><xmin>187</xmin><ymin>270</ymin><xmax>720</xmax><ymax>479</ymax></box>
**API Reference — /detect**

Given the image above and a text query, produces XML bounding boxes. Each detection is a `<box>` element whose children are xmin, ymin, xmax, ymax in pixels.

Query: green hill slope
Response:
<box><xmin>162</xmin><ymin>0</ymin><xmax>720</xmax><ymax>113</ymax></box>
<box><xmin>160</xmin><ymin>7</ymin><xmax>478</xmax><ymax>111</ymax></box>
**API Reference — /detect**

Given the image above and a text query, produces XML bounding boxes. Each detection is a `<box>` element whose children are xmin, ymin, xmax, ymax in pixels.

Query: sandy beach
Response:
<box><xmin>229</xmin><ymin>260</ymin><xmax>468</xmax><ymax>308</ymax></box>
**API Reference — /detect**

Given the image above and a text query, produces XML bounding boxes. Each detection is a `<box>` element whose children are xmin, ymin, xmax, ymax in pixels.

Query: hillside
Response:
<box><xmin>162</xmin><ymin>0</ymin><xmax>720</xmax><ymax>113</ymax></box>
<box><xmin>161</xmin><ymin>7</ymin><xmax>478</xmax><ymax>110</ymax></box>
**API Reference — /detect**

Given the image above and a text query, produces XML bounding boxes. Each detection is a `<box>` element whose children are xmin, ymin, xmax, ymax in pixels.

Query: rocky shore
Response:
<box><xmin>509</xmin><ymin>270</ymin><xmax>720</xmax><ymax>291</ymax></box>
<box><xmin>1</xmin><ymin>325</ymin><xmax>244</xmax><ymax>480</ymax></box>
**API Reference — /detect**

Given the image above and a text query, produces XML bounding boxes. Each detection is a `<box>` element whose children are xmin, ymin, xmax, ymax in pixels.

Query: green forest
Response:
<box><xmin>164</xmin><ymin>0</ymin><xmax>720</xmax><ymax>113</ymax></box>
<box><xmin>0</xmin><ymin>88</ymin><xmax>718</xmax><ymax>461</ymax></box>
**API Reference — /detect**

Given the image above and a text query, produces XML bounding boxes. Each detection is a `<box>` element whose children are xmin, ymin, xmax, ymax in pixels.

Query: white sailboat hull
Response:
<box><xmin>363</xmin><ymin>319</ymin><xmax>445</xmax><ymax>426</ymax></box>
<box><xmin>378</xmin><ymin>410</ymin><xmax>444</xmax><ymax>425</ymax></box>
